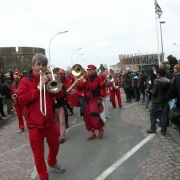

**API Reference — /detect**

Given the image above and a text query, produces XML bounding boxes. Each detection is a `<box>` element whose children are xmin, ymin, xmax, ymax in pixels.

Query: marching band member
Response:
<box><xmin>59</xmin><ymin>69</ymin><xmax>74</xmax><ymax>117</ymax></box>
<box><xmin>109</xmin><ymin>69</ymin><xmax>122</xmax><ymax>108</ymax></box>
<box><xmin>98</xmin><ymin>67</ymin><xmax>110</xmax><ymax>122</ymax></box>
<box><xmin>77</xmin><ymin>64</ymin><xmax>105</xmax><ymax>141</ymax></box>
<box><xmin>53</xmin><ymin>73</ymin><xmax>66</xmax><ymax>144</ymax></box>
<box><xmin>18</xmin><ymin>54</ymin><xmax>65</xmax><ymax>180</ymax></box>
<box><xmin>11</xmin><ymin>72</ymin><xmax>24</xmax><ymax>133</ymax></box>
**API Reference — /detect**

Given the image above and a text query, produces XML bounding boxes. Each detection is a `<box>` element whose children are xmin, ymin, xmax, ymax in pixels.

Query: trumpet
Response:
<box><xmin>66</xmin><ymin>64</ymin><xmax>86</xmax><ymax>93</ymax></box>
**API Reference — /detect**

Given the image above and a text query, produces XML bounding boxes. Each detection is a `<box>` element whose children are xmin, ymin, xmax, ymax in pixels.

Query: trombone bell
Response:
<box><xmin>46</xmin><ymin>80</ymin><xmax>62</xmax><ymax>93</ymax></box>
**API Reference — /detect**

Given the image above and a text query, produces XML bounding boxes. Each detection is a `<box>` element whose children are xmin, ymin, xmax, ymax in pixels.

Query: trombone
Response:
<box><xmin>39</xmin><ymin>66</ymin><xmax>62</xmax><ymax>116</ymax></box>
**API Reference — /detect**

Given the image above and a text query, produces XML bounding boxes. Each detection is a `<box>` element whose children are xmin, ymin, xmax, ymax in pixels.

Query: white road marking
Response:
<box><xmin>94</xmin><ymin>133</ymin><xmax>156</xmax><ymax>180</ymax></box>
<box><xmin>71</xmin><ymin>119</ymin><xmax>77</xmax><ymax>124</ymax></box>
<box><xmin>0</xmin><ymin>144</ymin><xmax>30</xmax><ymax>157</ymax></box>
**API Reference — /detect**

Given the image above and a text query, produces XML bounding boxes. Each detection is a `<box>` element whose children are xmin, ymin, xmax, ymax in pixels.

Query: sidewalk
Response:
<box><xmin>0</xmin><ymin>103</ymin><xmax>17</xmax><ymax>125</ymax></box>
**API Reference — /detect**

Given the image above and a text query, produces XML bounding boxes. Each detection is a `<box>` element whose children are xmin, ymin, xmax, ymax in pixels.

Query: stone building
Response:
<box><xmin>0</xmin><ymin>47</ymin><xmax>45</xmax><ymax>72</ymax></box>
<box><xmin>119</xmin><ymin>53</ymin><xmax>163</xmax><ymax>72</ymax></box>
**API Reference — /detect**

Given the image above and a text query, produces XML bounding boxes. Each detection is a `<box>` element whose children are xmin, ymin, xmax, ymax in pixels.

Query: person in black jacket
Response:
<box><xmin>167</xmin><ymin>55</ymin><xmax>178</xmax><ymax>80</ymax></box>
<box><xmin>2</xmin><ymin>76</ymin><xmax>13</xmax><ymax>116</ymax></box>
<box><xmin>167</xmin><ymin>64</ymin><xmax>180</xmax><ymax>136</ymax></box>
<box><xmin>147</xmin><ymin>69</ymin><xmax>171</xmax><ymax>135</ymax></box>
<box><xmin>54</xmin><ymin>73</ymin><xmax>67</xmax><ymax>144</ymax></box>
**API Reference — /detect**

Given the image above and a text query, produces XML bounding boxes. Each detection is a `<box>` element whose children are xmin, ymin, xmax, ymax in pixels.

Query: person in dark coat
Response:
<box><xmin>167</xmin><ymin>55</ymin><xmax>178</xmax><ymax>80</ymax></box>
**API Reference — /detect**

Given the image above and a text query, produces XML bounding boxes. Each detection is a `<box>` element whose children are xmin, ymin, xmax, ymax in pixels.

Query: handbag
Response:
<box><xmin>168</xmin><ymin>107</ymin><xmax>180</xmax><ymax>125</ymax></box>
<box><xmin>168</xmin><ymin>76</ymin><xmax>180</xmax><ymax>125</ymax></box>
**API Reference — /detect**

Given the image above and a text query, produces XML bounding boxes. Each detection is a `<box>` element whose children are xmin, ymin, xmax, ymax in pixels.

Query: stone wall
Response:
<box><xmin>0</xmin><ymin>47</ymin><xmax>45</xmax><ymax>72</ymax></box>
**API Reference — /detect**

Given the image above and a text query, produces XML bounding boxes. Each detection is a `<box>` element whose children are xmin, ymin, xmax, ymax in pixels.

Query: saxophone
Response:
<box><xmin>12</xmin><ymin>94</ymin><xmax>17</xmax><ymax>104</ymax></box>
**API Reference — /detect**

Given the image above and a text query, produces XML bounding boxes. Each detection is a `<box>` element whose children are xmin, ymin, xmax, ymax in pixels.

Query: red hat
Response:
<box><xmin>109</xmin><ymin>69</ymin><xmax>114</xmax><ymax>74</ymax></box>
<box><xmin>13</xmin><ymin>72</ymin><xmax>21</xmax><ymax>78</ymax></box>
<box><xmin>87</xmin><ymin>64</ymin><xmax>96</xmax><ymax>70</ymax></box>
<box><xmin>58</xmin><ymin>68</ymin><xmax>65</xmax><ymax>74</ymax></box>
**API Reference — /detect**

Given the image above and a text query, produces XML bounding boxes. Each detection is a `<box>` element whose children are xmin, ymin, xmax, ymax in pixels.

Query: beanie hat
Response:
<box><xmin>131</xmin><ymin>72</ymin><xmax>136</xmax><ymax>78</ymax></box>
<box><xmin>13</xmin><ymin>72</ymin><xmax>21</xmax><ymax>78</ymax></box>
<box><xmin>167</xmin><ymin>55</ymin><xmax>173</xmax><ymax>60</ymax></box>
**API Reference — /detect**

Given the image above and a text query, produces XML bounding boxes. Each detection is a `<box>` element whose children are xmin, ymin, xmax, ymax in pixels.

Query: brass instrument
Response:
<box><xmin>109</xmin><ymin>75</ymin><xmax>115</xmax><ymax>82</ymax></box>
<box><xmin>12</xmin><ymin>94</ymin><xmax>17</xmax><ymax>104</ymax></box>
<box><xmin>39</xmin><ymin>66</ymin><xmax>62</xmax><ymax>116</ymax></box>
<box><xmin>66</xmin><ymin>64</ymin><xmax>86</xmax><ymax>93</ymax></box>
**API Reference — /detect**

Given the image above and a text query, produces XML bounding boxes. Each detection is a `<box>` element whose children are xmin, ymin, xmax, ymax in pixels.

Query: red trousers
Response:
<box><xmin>14</xmin><ymin>103</ymin><xmax>24</xmax><ymax>130</ymax></box>
<box><xmin>28</xmin><ymin>124</ymin><xmax>59</xmax><ymax>180</ymax></box>
<box><xmin>110</xmin><ymin>89</ymin><xmax>122</xmax><ymax>108</ymax></box>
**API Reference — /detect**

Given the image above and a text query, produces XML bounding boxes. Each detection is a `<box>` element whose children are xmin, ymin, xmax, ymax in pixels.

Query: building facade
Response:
<box><xmin>0</xmin><ymin>47</ymin><xmax>45</xmax><ymax>72</ymax></box>
<box><xmin>119</xmin><ymin>53</ymin><xmax>164</xmax><ymax>72</ymax></box>
<box><xmin>109</xmin><ymin>62</ymin><xmax>121</xmax><ymax>73</ymax></box>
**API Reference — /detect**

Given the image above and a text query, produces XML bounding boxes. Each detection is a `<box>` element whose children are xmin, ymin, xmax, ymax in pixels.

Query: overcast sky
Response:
<box><xmin>0</xmin><ymin>0</ymin><xmax>180</xmax><ymax>70</ymax></box>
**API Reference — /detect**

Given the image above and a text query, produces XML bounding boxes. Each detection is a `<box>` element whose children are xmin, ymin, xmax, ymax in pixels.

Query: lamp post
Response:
<box><xmin>159</xmin><ymin>21</ymin><xmax>166</xmax><ymax>61</ymax></box>
<box><xmin>79</xmin><ymin>59</ymin><xmax>85</xmax><ymax>65</ymax></box>
<box><xmin>71</xmin><ymin>48</ymin><xmax>82</xmax><ymax>67</ymax></box>
<box><xmin>76</xmin><ymin>54</ymin><xmax>84</xmax><ymax>64</ymax></box>
<box><xmin>173</xmin><ymin>43</ymin><xmax>180</xmax><ymax>48</ymax></box>
<box><xmin>49</xmin><ymin>31</ymin><xmax>68</xmax><ymax>62</ymax></box>
<box><xmin>137</xmin><ymin>50</ymin><xmax>142</xmax><ymax>70</ymax></box>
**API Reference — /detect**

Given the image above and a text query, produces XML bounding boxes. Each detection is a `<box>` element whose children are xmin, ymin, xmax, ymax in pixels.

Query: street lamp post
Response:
<box><xmin>159</xmin><ymin>21</ymin><xmax>166</xmax><ymax>61</ymax></box>
<box><xmin>49</xmin><ymin>31</ymin><xmax>68</xmax><ymax>62</ymax></box>
<box><xmin>173</xmin><ymin>43</ymin><xmax>180</xmax><ymax>48</ymax></box>
<box><xmin>71</xmin><ymin>48</ymin><xmax>82</xmax><ymax>67</ymax></box>
<box><xmin>79</xmin><ymin>59</ymin><xmax>85</xmax><ymax>65</ymax></box>
<box><xmin>137</xmin><ymin>50</ymin><xmax>142</xmax><ymax>70</ymax></box>
<box><xmin>76</xmin><ymin>54</ymin><xmax>84</xmax><ymax>64</ymax></box>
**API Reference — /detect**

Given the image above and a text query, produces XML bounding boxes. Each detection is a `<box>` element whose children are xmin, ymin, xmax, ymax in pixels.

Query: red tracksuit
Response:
<box><xmin>18</xmin><ymin>71</ymin><xmax>64</xmax><ymax>180</ymax></box>
<box><xmin>109</xmin><ymin>79</ymin><xmax>122</xmax><ymax>108</ymax></box>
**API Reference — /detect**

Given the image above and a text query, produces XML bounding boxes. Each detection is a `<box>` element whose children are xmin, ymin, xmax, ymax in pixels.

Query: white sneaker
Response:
<box><xmin>103</xmin><ymin>119</ymin><xmax>106</xmax><ymax>123</ymax></box>
<box><xmin>18</xmin><ymin>129</ymin><xmax>24</xmax><ymax>133</ymax></box>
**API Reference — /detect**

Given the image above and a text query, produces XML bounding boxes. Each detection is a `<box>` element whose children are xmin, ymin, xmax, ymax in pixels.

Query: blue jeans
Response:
<box><xmin>78</xmin><ymin>96</ymin><xmax>84</xmax><ymax>117</ymax></box>
<box><xmin>134</xmin><ymin>88</ymin><xmax>140</xmax><ymax>101</ymax></box>
<box><xmin>150</xmin><ymin>102</ymin><xmax>169</xmax><ymax>133</ymax></box>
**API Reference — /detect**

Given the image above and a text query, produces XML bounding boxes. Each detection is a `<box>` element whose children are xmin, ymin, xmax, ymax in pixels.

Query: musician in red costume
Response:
<box><xmin>98</xmin><ymin>68</ymin><xmax>110</xmax><ymax>122</ymax></box>
<box><xmin>77</xmin><ymin>64</ymin><xmax>105</xmax><ymax>140</ymax></box>
<box><xmin>11</xmin><ymin>72</ymin><xmax>24</xmax><ymax>133</ymax></box>
<box><xmin>109</xmin><ymin>69</ymin><xmax>122</xmax><ymax>108</ymax></box>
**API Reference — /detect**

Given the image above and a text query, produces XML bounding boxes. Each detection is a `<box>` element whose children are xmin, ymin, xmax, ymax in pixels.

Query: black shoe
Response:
<box><xmin>60</xmin><ymin>139</ymin><xmax>66</xmax><ymax>144</ymax></box>
<box><xmin>66</xmin><ymin>124</ymin><xmax>69</xmax><ymax>129</ymax></box>
<box><xmin>161</xmin><ymin>133</ymin><xmax>166</xmax><ymax>135</ymax></box>
<box><xmin>2</xmin><ymin>115</ymin><xmax>7</xmax><ymax>117</ymax></box>
<box><xmin>146</xmin><ymin>129</ymin><xmax>156</xmax><ymax>134</ymax></box>
<box><xmin>158</xmin><ymin>122</ymin><xmax>162</xmax><ymax>127</ymax></box>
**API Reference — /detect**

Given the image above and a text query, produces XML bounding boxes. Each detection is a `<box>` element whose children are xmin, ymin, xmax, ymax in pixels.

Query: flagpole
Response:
<box><xmin>155</xmin><ymin>12</ymin><xmax>161</xmax><ymax>67</ymax></box>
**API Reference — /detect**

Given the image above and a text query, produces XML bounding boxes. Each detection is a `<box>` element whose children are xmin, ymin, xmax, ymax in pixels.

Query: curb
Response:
<box><xmin>0</xmin><ymin>114</ymin><xmax>17</xmax><ymax>126</ymax></box>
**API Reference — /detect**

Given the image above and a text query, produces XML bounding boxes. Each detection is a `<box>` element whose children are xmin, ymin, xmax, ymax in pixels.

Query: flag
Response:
<box><xmin>154</xmin><ymin>0</ymin><xmax>163</xmax><ymax>19</ymax></box>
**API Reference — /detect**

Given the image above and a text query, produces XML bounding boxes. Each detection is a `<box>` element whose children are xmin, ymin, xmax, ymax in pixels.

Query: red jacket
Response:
<box><xmin>18</xmin><ymin>71</ymin><xmax>64</xmax><ymax>129</ymax></box>
<box><xmin>77</xmin><ymin>75</ymin><xmax>100</xmax><ymax>99</ymax></box>
<box><xmin>98</xmin><ymin>74</ymin><xmax>106</xmax><ymax>97</ymax></box>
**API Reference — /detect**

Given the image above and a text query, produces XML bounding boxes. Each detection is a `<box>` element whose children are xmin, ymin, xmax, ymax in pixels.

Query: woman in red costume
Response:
<box><xmin>11</xmin><ymin>72</ymin><xmax>24</xmax><ymax>133</ymax></box>
<box><xmin>109</xmin><ymin>69</ymin><xmax>122</xmax><ymax>108</ymax></box>
<box><xmin>77</xmin><ymin>64</ymin><xmax>105</xmax><ymax>140</ymax></box>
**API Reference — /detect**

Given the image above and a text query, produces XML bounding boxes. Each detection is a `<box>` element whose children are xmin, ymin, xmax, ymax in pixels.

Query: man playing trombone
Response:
<box><xmin>18</xmin><ymin>54</ymin><xmax>65</xmax><ymax>180</ymax></box>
